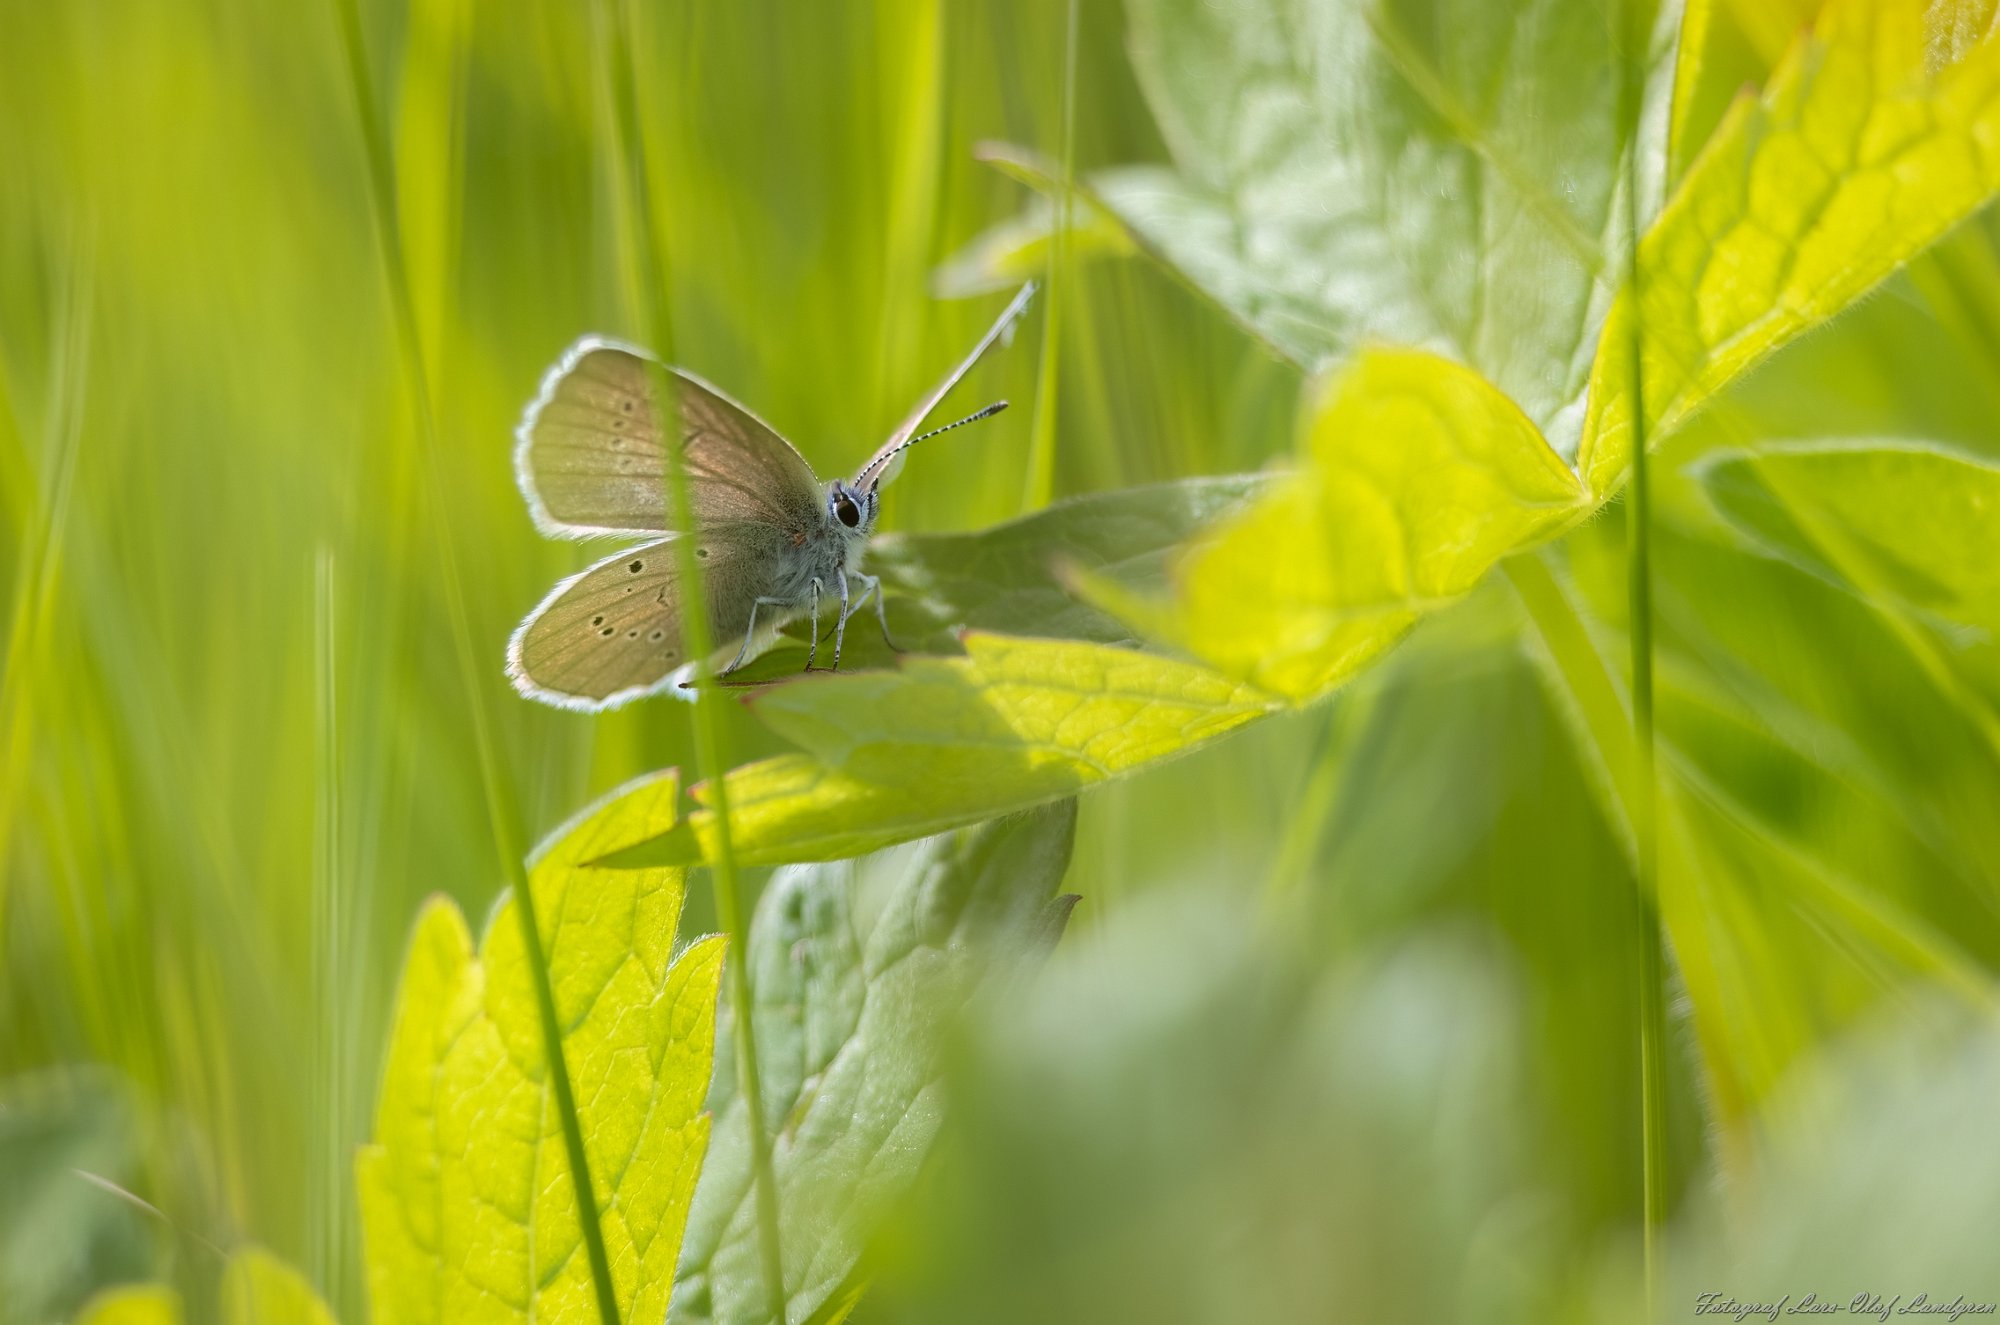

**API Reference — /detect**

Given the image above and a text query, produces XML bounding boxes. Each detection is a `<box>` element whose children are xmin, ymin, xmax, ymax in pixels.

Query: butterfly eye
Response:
<box><xmin>834</xmin><ymin>494</ymin><xmax>861</xmax><ymax>528</ymax></box>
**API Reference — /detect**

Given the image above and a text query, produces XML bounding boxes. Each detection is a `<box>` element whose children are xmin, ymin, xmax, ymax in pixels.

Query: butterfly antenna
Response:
<box><xmin>858</xmin><ymin>400</ymin><xmax>1008</xmax><ymax>490</ymax></box>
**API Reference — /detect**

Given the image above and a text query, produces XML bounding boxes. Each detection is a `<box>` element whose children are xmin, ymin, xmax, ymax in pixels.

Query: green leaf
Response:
<box><xmin>671</xmin><ymin>803</ymin><xmax>1079</xmax><ymax>1324</ymax></box>
<box><xmin>711</xmin><ymin>477</ymin><xmax>1269</xmax><ymax>687</ymax></box>
<box><xmin>604</xmin><ymin>635</ymin><xmax>1273</xmax><ymax>870</ymax></box>
<box><xmin>1579</xmin><ymin>0</ymin><xmax>2000</xmax><ymax>497</ymax></box>
<box><xmin>1086</xmin><ymin>349</ymin><xmax>1592</xmax><ymax>703</ymax></box>
<box><xmin>975</xmin><ymin>0</ymin><xmax>1678</xmax><ymax>451</ymax></box>
<box><xmin>1523</xmin><ymin>514</ymin><xmax>2000</xmax><ymax>1130</ymax></box>
<box><xmin>358</xmin><ymin>771</ymin><xmax>725</xmax><ymax>1325</ymax></box>
<box><xmin>873</xmin><ymin>476</ymin><xmax>1270</xmax><ymax>642</ymax></box>
<box><xmin>1696</xmin><ymin>440</ymin><xmax>2000</xmax><ymax>635</ymax></box>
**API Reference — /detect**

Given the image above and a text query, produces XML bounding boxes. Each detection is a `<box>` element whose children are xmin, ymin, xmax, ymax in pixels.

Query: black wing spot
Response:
<box><xmin>591</xmin><ymin>615</ymin><xmax>604</xmax><ymax>626</ymax></box>
<box><xmin>629</xmin><ymin>559</ymin><xmax>644</xmax><ymax>573</ymax></box>
<box><xmin>600</xmin><ymin>626</ymin><xmax>615</xmax><ymax>637</ymax></box>
<box><xmin>696</xmin><ymin>547</ymin><xmax>710</xmax><ymax>559</ymax></box>
<box><xmin>621</xmin><ymin>399</ymin><xmax>634</xmax><ymax>413</ymax></box>
<box><xmin>627</xmin><ymin>628</ymin><xmax>640</xmax><ymax>638</ymax></box>
<box><xmin>647</xmin><ymin>629</ymin><xmax>665</xmax><ymax>643</ymax></box>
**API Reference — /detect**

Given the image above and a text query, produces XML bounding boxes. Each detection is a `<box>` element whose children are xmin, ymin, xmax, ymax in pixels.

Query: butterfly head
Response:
<box><xmin>826</xmin><ymin>479</ymin><xmax>879</xmax><ymax>539</ymax></box>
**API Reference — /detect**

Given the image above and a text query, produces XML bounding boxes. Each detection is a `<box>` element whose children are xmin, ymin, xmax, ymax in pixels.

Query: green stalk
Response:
<box><xmin>1618</xmin><ymin>6</ymin><xmax>1668</xmax><ymax>1316</ymax></box>
<box><xmin>1022</xmin><ymin>0</ymin><xmax>1078</xmax><ymax>513</ymax></box>
<box><xmin>600</xmin><ymin>2</ymin><xmax>785</xmax><ymax>1319</ymax></box>
<box><xmin>0</xmin><ymin>270</ymin><xmax>88</xmax><ymax>948</ymax></box>
<box><xmin>310</xmin><ymin>546</ymin><xmax>346</xmax><ymax>1310</ymax></box>
<box><xmin>327</xmin><ymin>7</ymin><xmax>624</xmax><ymax>1325</ymax></box>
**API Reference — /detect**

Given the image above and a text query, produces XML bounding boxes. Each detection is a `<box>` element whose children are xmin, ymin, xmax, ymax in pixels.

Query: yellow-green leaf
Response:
<box><xmin>602</xmin><ymin>635</ymin><xmax>1274</xmax><ymax>870</ymax></box>
<box><xmin>74</xmin><ymin>1286</ymin><xmax>181</xmax><ymax>1325</ymax></box>
<box><xmin>73</xmin><ymin>1248</ymin><xmax>335</xmax><ymax>1325</ymax></box>
<box><xmin>1093</xmin><ymin>349</ymin><xmax>1591</xmax><ymax>704</ymax></box>
<box><xmin>358</xmin><ymin>771</ymin><xmax>725</xmax><ymax>1325</ymax></box>
<box><xmin>221</xmin><ymin>1249</ymin><xmax>339</xmax><ymax>1325</ymax></box>
<box><xmin>1580</xmin><ymin>0</ymin><xmax>2000</xmax><ymax>497</ymax></box>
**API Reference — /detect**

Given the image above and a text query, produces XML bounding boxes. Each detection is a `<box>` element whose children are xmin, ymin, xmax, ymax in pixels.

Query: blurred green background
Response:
<box><xmin>5</xmin><ymin>1</ymin><xmax>2000</xmax><ymax>1321</ymax></box>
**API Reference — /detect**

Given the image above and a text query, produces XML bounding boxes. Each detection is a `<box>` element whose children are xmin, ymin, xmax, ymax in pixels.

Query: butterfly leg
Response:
<box><xmin>831</xmin><ymin>571</ymin><xmax>853</xmax><ymax>671</ymax></box>
<box><xmin>803</xmin><ymin>578</ymin><xmax>825</xmax><ymax>671</ymax></box>
<box><xmin>845</xmin><ymin>572</ymin><xmax>901</xmax><ymax>652</ymax></box>
<box><xmin>721</xmin><ymin>595</ymin><xmax>799</xmax><ymax>676</ymax></box>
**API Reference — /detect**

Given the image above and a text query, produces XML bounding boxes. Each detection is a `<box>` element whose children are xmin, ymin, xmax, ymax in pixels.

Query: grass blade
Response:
<box><xmin>325</xmin><ymin>2</ymin><xmax>622</xmax><ymax>1321</ymax></box>
<box><xmin>598</xmin><ymin>0</ymin><xmax>784</xmax><ymax>1316</ymax></box>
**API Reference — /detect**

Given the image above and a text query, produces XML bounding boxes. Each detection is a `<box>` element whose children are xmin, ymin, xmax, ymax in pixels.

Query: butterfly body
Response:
<box><xmin>507</xmin><ymin>283</ymin><xmax>1033</xmax><ymax>711</ymax></box>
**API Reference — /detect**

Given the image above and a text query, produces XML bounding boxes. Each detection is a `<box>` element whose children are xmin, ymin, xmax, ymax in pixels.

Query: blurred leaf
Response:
<box><xmin>932</xmin><ymin>151</ymin><xmax>1134</xmax><ymax>298</ymax></box>
<box><xmin>74</xmin><ymin>1286</ymin><xmax>182</xmax><ymax>1325</ymax></box>
<box><xmin>72</xmin><ymin>1248</ymin><xmax>334</xmax><ymax>1325</ymax></box>
<box><xmin>958</xmin><ymin>0</ymin><xmax>1680</xmax><ymax>452</ymax></box>
<box><xmin>358</xmin><ymin>772</ymin><xmax>724</xmax><ymax>1325</ymax></box>
<box><xmin>1580</xmin><ymin>0</ymin><xmax>2000</xmax><ymax>497</ymax></box>
<box><xmin>220</xmin><ymin>1249</ymin><xmax>339</xmax><ymax>1325</ymax></box>
<box><xmin>869</xmin><ymin>896</ymin><xmax>1566</xmax><ymax>1325</ymax></box>
<box><xmin>714</xmin><ymin>476</ymin><xmax>1270</xmax><ymax>688</ymax></box>
<box><xmin>1667</xmin><ymin>998</ymin><xmax>2000</xmax><ymax>1307</ymax></box>
<box><xmin>0</xmin><ymin>1072</ymin><xmax>150</xmax><ymax>1325</ymax></box>
<box><xmin>607</xmin><ymin>635</ymin><xmax>1274</xmax><ymax>869</ymax></box>
<box><xmin>1085</xmin><ymin>349</ymin><xmax>1591</xmax><ymax>702</ymax></box>
<box><xmin>672</xmin><ymin>802</ymin><xmax>1079</xmax><ymax>1325</ymax></box>
<box><xmin>1697</xmin><ymin>440</ymin><xmax>2000</xmax><ymax>634</ymax></box>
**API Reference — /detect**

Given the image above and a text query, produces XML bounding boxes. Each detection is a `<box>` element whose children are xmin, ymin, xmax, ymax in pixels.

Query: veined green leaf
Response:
<box><xmin>672</xmin><ymin>803</ymin><xmax>1079</xmax><ymax>1324</ymax></box>
<box><xmin>1697</xmin><ymin>440</ymin><xmax>2000</xmax><ymax>635</ymax></box>
<box><xmin>72</xmin><ymin>1249</ymin><xmax>335</xmax><ymax>1325</ymax></box>
<box><xmin>358</xmin><ymin>772</ymin><xmax>724</xmax><ymax>1325</ymax></box>
<box><xmin>1579</xmin><ymin>0</ymin><xmax>2000</xmax><ymax>497</ymax></box>
<box><xmin>604</xmin><ymin>635</ymin><xmax>1273</xmax><ymax>870</ymax></box>
<box><xmin>957</xmin><ymin>0</ymin><xmax>1679</xmax><ymax>453</ymax></box>
<box><xmin>1088</xmin><ymin>349</ymin><xmax>1591</xmax><ymax>704</ymax></box>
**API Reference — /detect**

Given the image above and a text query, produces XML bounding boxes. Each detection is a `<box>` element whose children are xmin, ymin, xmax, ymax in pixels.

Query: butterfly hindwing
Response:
<box><xmin>516</xmin><ymin>337</ymin><xmax>825</xmax><ymax>538</ymax></box>
<box><xmin>507</xmin><ymin>526</ymin><xmax>805</xmax><ymax>709</ymax></box>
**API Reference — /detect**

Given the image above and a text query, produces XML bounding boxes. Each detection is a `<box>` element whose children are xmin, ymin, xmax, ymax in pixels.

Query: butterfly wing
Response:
<box><xmin>854</xmin><ymin>281</ymin><xmax>1037</xmax><ymax>492</ymax></box>
<box><xmin>516</xmin><ymin>336</ymin><xmax>825</xmax><ymax>539</ymax></box>
<box><xmin>506</xmin><ymin>525</ymin><xmax>797</xmax><ymax>710</ymax></box>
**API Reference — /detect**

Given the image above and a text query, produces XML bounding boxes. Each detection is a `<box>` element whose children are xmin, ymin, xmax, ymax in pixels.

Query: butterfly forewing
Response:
<box><xmin>517</xmin><ymin>338</ymin><xmax>824</xmax><ymax>538</ymax></box>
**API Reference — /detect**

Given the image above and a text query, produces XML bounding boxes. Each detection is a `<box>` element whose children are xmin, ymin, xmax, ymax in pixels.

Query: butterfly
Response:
<box><xmin>507</xmin><ymin>282</ymin><xmax>1036</xmax><ymax>710</ymax></box>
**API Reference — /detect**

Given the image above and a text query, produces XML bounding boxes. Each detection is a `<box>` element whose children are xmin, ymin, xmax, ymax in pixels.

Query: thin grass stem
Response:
<box><xmin>1618</xmin><ymin>6</ymin><xmax>1668</xmax><ymax>1317</ymax></box>
<box><xmin>1023</xmin><ymin>0</ymin><xmax>1078</xmax><ymax>513</ymax></box>
<box><xmin>600</xmin><ymin>1</ymin><xmax>785</xmax><ymax>1318</ymax></box>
